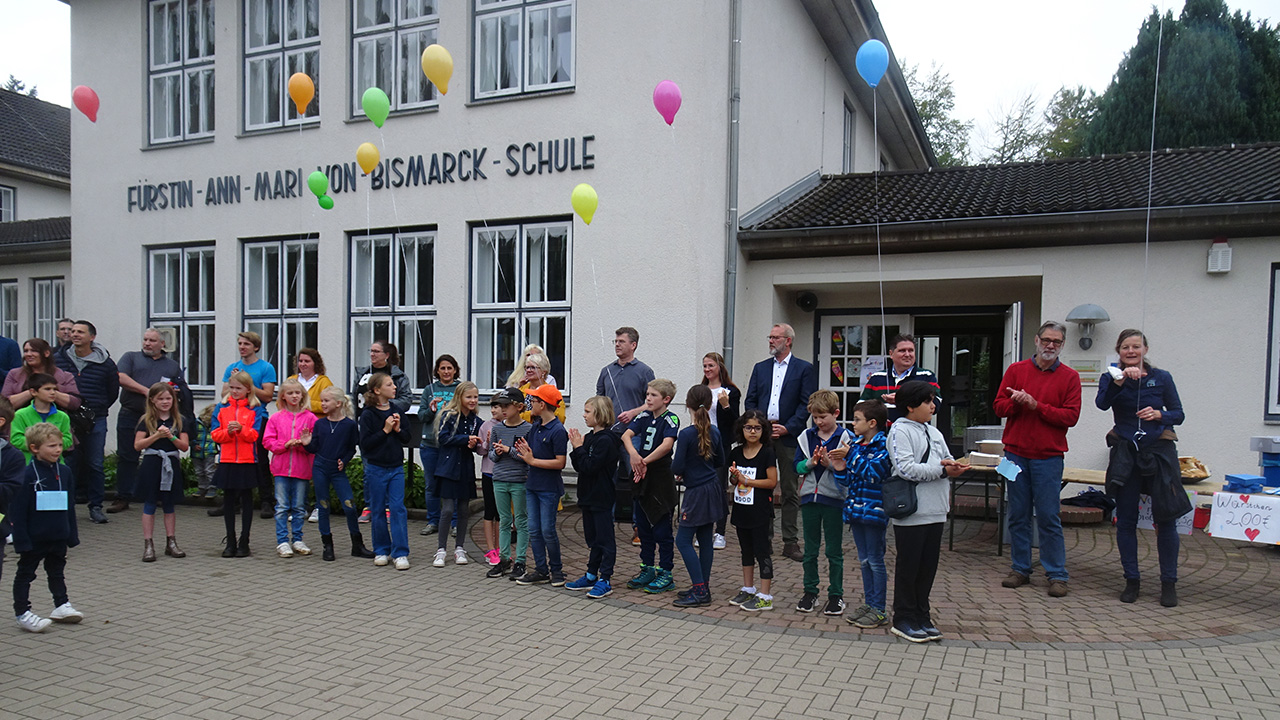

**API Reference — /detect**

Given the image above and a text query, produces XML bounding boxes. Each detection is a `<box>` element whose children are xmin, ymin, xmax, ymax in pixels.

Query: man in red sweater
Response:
<box><xmin>993</xmin><ymin>321</ymin><xmax>1081</xmax><ymax>598</ymax></box>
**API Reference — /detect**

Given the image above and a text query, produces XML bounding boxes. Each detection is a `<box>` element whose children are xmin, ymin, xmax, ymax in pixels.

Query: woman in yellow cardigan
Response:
<box><xmin>518</xmin><ymin>352</ymin><xmax>565</xmax><ymax>424</ymax></box>
<box><xmin>287</xmin><ymin>348</ymin><xmax>333</xmax><ymax>417</ymax></box>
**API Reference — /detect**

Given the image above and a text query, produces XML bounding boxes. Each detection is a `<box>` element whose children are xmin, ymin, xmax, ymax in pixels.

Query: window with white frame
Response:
<box><xmin>352</xmin><ymin>0</ymin><xmax>439</xmax><ymax>118</ymax></box>
<box><xmin>243</xmin><ymin>238</ymin><xmax>319</xmax><ymax>379</ymax></box>
<box><xmin>0</xmin><ymin>281</ymin><xmax>17</xmax><ymax>339</ymax></box>
<box><xmin>148</xmin><ymin>0</ymin><xmax>215</xmax><ymax>144</ymax></box>
<box><xmin>0</xmin><ymin>186</ymin><xmax>13</xmax><ymax>222</ymax></box>
<box><xmin>350</xmin><ymin>229</ymin><xmax>436</xmax><ymax>393</ymax></box>
<box><xmin>244</xmin><ymin>0</ymin><xmax>320</xmax><ymax>130</ymax></box>
<box><xmin>842</xmin><ymin>101</ymin><xmax>855</xmax><ymax>173</ymax></box>
<box><xmin>32</xmin><ymin>278</ymin><xmax>64</xmax><ymax>346</ymax></box>
<box><xmin>474</xmin><ymin>0</ymin><xmax>574</xmax><ymax>100</ymax></box>
<box><xmin>471</xmin><ymin>220</ymin><xmax>570</xmax><ymax>393</ymax></box>
<box><xmin>149</xmin><ymin>246</ymin><xmax>216</xmax><ymax>388</ymax></box>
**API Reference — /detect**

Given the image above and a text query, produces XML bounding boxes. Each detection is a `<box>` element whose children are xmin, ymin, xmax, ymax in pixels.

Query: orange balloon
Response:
<box><xmin>288</xmin><ymin>73</ymin><xmax>315</xmax><ymax>116</ymax></box>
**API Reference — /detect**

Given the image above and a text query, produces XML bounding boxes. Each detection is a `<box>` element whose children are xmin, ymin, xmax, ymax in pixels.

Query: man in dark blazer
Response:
<box><xmin>744</xmin><ymin>323</ymin><xmax>816</xmax><ymax>561</ymax></box>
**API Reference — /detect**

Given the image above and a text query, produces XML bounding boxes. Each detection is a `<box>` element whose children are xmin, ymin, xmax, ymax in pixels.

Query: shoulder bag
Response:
<box><xmin>882</xmin><ymin>441</ymin><xmax>930</xmax><ymax>520</ymax></box>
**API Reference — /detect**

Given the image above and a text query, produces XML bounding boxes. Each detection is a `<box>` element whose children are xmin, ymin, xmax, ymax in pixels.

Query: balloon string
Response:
<box><xmin>873</xmin><ymin>88</ymin><xmax>887</xmax><ymax>361</ymax></box>
<box><xmin>1135</xmin><ymin>11</ymin><xmax>1165</xmax><ymax>443</ymax></box>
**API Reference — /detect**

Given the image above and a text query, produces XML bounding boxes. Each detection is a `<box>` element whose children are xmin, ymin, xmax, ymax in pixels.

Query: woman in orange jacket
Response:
<box><xmin>213</xmin><ymin>370</ymin><xmax>269</xmax><ymax>558</ymax></box>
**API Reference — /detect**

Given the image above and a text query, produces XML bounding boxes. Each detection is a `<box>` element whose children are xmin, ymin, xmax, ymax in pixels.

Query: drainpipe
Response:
<box><xmin>722</xmin><ymin>0</ymin><xmax>743</xmax><ymax>369</ymax></box>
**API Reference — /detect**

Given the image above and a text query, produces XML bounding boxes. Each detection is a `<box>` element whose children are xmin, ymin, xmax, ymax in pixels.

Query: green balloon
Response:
<box><xmin>318</xmin><ymin>195</ymin><xmax>334</xmax><ymax>210</ymax></box>
<box><xmin>307</xmin><ymin>170</ymin><xmax>328</xmax><ymax>198</ymax></box>
<box><xmin>361</xmin><ymin>87</ymin><xmax>390</xmax><ymax>128</ymax></box>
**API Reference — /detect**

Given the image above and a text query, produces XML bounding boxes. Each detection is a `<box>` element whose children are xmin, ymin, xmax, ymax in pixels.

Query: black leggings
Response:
<box><xmin>438</xmin><ymin>498</ymin><xmax>471</xmax><ymax>551</ymax></box>
<box><xmin>13</xmin><ymin>542</ymin><xmax>68</xmax><ymax>616</ymax></box>
<box><xmin>892</xmin><ymin>522</ymin><xmax>944</xmax><ymax>627</ymax></box>
<box><xmin>481</xmin><ymin>476</ymin><xmax>499</xmax><ymax>522</ymax></box>
<box><xmin>736</xmin><ymin>524</ymin><xmax>774</xmax><ymax>579</ymax></box>
<box><xmin>224</xmin><ymin>488</ymin><xmax>255</xmax><ymax>541</ymax></box>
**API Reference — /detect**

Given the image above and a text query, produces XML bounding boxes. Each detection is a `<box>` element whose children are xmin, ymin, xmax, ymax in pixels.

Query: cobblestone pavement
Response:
<box><xmin>3</xmin><ymin>505</ymin><xmax>1279</xmax><ymax>719</ymax></box>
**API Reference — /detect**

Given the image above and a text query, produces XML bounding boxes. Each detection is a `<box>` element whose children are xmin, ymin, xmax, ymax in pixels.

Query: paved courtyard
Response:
<box><xmin>3</xmin><ymin>504</ymin><xmax>1280</xmax><ymax>719</ymax></box>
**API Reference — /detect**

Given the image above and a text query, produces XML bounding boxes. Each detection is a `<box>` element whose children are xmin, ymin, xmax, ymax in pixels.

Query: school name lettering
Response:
<box><xmin>125</xmin><ymin>135</ymin><xmax>595</xmax><ymax>212</ymax></box>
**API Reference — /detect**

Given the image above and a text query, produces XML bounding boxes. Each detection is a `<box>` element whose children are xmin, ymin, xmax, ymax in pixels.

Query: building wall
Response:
<box><xmin>0</xmin><ymin>260</ymin><xmax>74</xmax><ymax>343</ymax></box>
<box><xmin>737</xmin><ymin>236</ymin><xmax>1278</xmax><ymax>477</ymax></box>
<box><xmin>0</xmin><ymin>174</ymin><xmax>69</xmax><ymax>221</ymax></box>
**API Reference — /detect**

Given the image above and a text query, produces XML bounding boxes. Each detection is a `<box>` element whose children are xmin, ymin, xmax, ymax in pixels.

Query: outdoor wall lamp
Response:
<box><xmin>1066</xmin><ymin>304</ymin><xmax>1110</xmax><ymax>350</ymax></box>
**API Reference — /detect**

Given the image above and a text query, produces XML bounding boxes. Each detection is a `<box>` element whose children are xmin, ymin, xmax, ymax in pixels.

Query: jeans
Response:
<box><xmin>1004</xmin><ymin>451</ymin><xmax>1068</xmax><ymax>581</ymax></box>
<box><xmin>526</xmin><ymin>489</ymin><xmax>561</xmax><ymax>575</ymax></box>
<box><xmin>582</xmin><ymin>506</ymin><xmax>616</xmax><ymax>580</ymax></box>
<box><xmin>420</xmin><ymin>445</ymin><xmax>442</xmax><ymax>525</ymax></box>
<box><xmin>801</xmin><ymin>503</ymin><xmax>845</xmax><ymax>597</ymax></box>
<box><xmin>633</xmin><ymin>499</ymin><xmax>674</xmax><ymax>571</ymax></box>
<box><xmin>114</xmin><ymin>408</ymin><xmax>142</xmax><ymax>501</ymax></box>
<box><xmin>892</xmin><ymin>522</ymin><xmax>943</xmax><ymax>627</ymax></box>
<box><xmin>364</xmin><ymin>463</ymin><xmax>409</xmax><ymax>558</ymax></box>
<box><xmin>850</xmin><ymin>522</ymin><xmax>888</xmax><ymax>610</ymax></box>
<box><xmin>73</xmin><ymin>416</ymin><xmax>108</xmax><ymax>510</ymax></box>
<box><xmin>675</xmin><ymin>523</ymin><xmax>714</xmax><ymax>586</ymax></box>
<box><xmin>494</xmin><ymin>481</ymin><xmax>528</xmax><ymax>564</ymax></box>
<box><xmin>313</xmin><ymin>462</ymin><xmax>360</xmax><ymax>537</ymax></box>
<box><xmin>13</xmin><ymin>541</ymin><xmax>68</xmax><ymax>616</ymax></box>
<box><xmin>274</xmin><ymin>476</ymin><xmax>308</xmax><ymax>544</ymax></box>
<box><xmin>1114</xmin><ymin>472</ymin><xmax>1180</xmax><ymax>582</ymax></box>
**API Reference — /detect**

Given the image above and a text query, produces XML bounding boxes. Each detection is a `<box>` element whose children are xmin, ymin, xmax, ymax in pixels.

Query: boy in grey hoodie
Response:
<box><xmin>793</xmin><ymin>389</ymin><xmax>854</xmax><ymax>616</ymax></box>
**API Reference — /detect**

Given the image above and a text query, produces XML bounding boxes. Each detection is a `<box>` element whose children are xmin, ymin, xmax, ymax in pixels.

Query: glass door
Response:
<box><xmin>817</xmin><ymin>314</ymin><xmax>911</xmax><ymax>426</ymax></box>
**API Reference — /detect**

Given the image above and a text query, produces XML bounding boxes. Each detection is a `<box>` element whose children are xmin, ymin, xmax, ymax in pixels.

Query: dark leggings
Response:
<box><xmin>892</xmin><ymin>522</ymin><xmax>944</xmax><ymax>627</ymax></box>
<box><xmin>675</xmin><ymin>523</ymin><xmax>715</xmax><ymax>586</ymax></box>
<box><xmin>224</xmin><ymin>488</ymin><xmax>255</xmax><ymax>541</ymax></box>
<box><xmin>438</xmin><ymin>498</ymin><xmax>470</xmax><ymax>551</ymax></box>
<box><xmin>581</xmin><ymin>506</ymin><xmax>617</xmax><ymax>580</ymax></box>
<box><xmin>13</xmin><ymin>542</ymin><xmax>68</xmax><ymax>616</ymax></box>
<box><xmin>736</xmin><ymin>524</ymin><xmax>773</xmax><ymax>579</ymax></box>
<box><xmin>481</xmin><ymin>475</ymin><xmax>499</xmax><ymax>522</ymax></box>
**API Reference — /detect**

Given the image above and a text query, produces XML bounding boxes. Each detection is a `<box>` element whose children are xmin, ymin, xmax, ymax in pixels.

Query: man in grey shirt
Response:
<box><xmin>595</xmin><ymin>326</ymin><xmax>654</xmax><ymax>534</ymax></box>
<box><xmin>487</xmin><ymin>387</ymin><xmax>533</xmax><ymax>578</ymax></box>
<box><xmin>110</xmin><ymin>328</ymin><xmax>189</xmax><ymax>513</ymax></box>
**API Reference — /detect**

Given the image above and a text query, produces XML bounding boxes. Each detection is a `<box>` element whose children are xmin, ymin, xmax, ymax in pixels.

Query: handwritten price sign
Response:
<box><xmin>1207</xmin><ymin>492</ymin><xmax>1280</xmax><ymax>544</ymax></box>
<box><xmin>1137</xmin><ymin>492</ymin><xmax>1195</xmax><ymax>535</ymax></box>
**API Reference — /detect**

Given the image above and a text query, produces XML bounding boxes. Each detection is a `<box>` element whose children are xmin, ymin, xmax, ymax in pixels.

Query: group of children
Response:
<box><xmin>0</xmin><ymin>359</ymin><xmax>957</xmax><ymax>642</ymax></box>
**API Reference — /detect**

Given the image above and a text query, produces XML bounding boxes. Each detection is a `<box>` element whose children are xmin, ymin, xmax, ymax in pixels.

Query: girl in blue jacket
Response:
<box><xmin>671</xmin><ymin>385</ymin><xmax>725</xmax><ymax>608</ymax></box>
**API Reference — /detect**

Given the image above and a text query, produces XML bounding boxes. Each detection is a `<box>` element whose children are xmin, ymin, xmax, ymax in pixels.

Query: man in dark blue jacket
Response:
<box><xmin>54</xmin><ymin>321</ymin><xmax>118</xmax><ymax>524</ymax></box>
<box><xmin>744</xmin><ymin>323</ymin><xmax>816</xmax><ymax>562</ymax></box>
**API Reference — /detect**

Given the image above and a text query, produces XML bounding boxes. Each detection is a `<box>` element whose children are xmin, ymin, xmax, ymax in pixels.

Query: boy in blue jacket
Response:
<box><xmin>11</xmin><ymin>422</ymin><xmax>84</xmax><ymax>633</ymax></box>
<box><xmin>834</xmin><ymin>399</ymin><xmax>892</xmax><ymax>629</ymax></box>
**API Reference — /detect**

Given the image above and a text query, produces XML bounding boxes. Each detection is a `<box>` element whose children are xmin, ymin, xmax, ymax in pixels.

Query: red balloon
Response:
<box><xmin>72</xmin><ymin>85</ymin><xmax>99</xmax><ymax>123</ymax></box>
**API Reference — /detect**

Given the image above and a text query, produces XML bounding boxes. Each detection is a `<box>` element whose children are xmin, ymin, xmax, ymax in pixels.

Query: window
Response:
<box><xmin>474</xmin><ymin>0</ymin><xmax>574</xmax><ymax>100</ymax></box>
<box><xmin>244</xmin><ymin>0</ymin><xmax>320</xmax><ymax>130</ymax></box>
<box><xmin>470</xmin><ymin>220</ymin><xmax>570</xmax><ymax>393</ymax></box>
<box><xmin>0</xmin><ymin>281</ymin><xmax>17</xmax><ymax>338</ymax></box>
<box><xmin>842</xmin><ymin>102</ymin><xmax>854</xmax><ymax>173</ymax></box>
<box><xmin>352</xmin><ymin>0</ymin><xmax>439</xmax><ymax>118</ymax></box>
<box><xmin>350</xmin><ymin>229</ymin><xmax>436</xmax><ymax>393</ymax></box>
<box><xmin>243</xmin><ymin>238</ymin><xmax>319</xmax><ymax>379</ymax></box>
<box><xmin>0</xmin><ymin>186</ymin><xmax>13</xmax><ymax>222</ymax></box>
<box><xmin>149</xmin><ymin>246</ymin><xmax>216</xmax><ymax>388</ymax></box>
<box><xmin>32</xmin><ymin>278</ymin><xmax>64</xmax><ymax>346</ymax></box>
<box><xmin>148</xmin><ymin>0</ymin><xmax>216</xmax><ymax>144</ymax></box>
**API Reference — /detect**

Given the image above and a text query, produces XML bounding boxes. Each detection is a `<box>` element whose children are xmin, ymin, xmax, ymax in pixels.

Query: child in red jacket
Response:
<box><xmin>212</xmin><ymin>370</ymin><xmax>268</xmax><ymax>558</ymax></box>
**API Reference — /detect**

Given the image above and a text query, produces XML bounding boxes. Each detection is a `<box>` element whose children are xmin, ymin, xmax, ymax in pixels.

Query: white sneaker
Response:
<box><xmin>374</xmin><ymin>554</ymin><xmax>390</xmax><ymax>566</ymax></box>
<box><xmin>713</xmin><ymin>533</ymin><xmax>727</xmax><ymax>550</ymax></box>
<box><xmin>16</xmin><ymin>611</ymin><xmax>52</xmax><ymax>633</ymax></box>
<box><xmin>49</xmin><ymin>603</ymin><xmax>84</xmax><ymax>624</ymax></box>
<box><xmin>276</xmin><ymin>542</ymin><xmax>294</xmax><ymax>558</ymax></box>
<box><xmin>291</xmin><ymin>540</ymin><xmax>312</xmax><ymax>556</ymax></box>
<box><xmin>394</xmin><ymin>556</ymin><xmax>410</xmax><ymax>571</ymax></box>
<box><xmin>433</xmin><ymin>549</ymin><xmax>447</xmax><ymax>567</ymax></box>
<box><xmin>454</xmin><ymin>547</ymin><xmax>469</xmax><ymax>565</ymax></box>
<box><xmin>307</xmin><ymin>508</ymin><xmax>319</xmax><ymax>523</ymax></box>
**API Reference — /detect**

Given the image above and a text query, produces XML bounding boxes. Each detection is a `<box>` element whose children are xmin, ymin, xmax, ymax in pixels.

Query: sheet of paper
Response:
<box><xmin>996</xmin><ymin>457</ymin><xmax>1020</xmax><ymax>482</ymax></box>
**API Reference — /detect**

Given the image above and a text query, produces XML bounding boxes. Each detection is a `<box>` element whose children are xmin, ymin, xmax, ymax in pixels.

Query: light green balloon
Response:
<box><xmin>318</xmin><ymin>195</ymin><xmax>334</xmax><ymax>210</ymax></box>
<box><xmin>307</xmin><ymin>171</ymin><xmax>328</xmax><ymax>198</ymax></box>
<box><xmin>361</xmin><ymin>87</ymin><xmax>390</xmax><ymax>128</ymax></box>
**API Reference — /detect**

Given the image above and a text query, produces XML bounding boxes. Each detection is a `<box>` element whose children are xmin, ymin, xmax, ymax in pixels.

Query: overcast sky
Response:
<box><xmin>2</xmin><ymin>0</ymin><xmax>1278</xmax><ymax>158</ymax></box>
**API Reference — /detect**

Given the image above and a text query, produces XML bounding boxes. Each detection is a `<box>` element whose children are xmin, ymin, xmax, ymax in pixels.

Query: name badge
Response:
<box><xmin>36</xmin><ymin>490</ymin><xmax>69</xmax><ymax>511</ymax></box>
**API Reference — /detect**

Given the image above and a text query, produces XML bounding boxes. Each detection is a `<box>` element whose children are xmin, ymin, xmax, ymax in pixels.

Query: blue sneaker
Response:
<box><xmin>643</xmin><ymin>568</ymin><xmax>674</xmax><ymax>594</ymax></box>
<box><xmin>587</xmin><ymin>579</ymin><xmax>613</xmax><ymax>599</ymax></box>
<box><xmin>890</xmin><ymin>622</ymin><xmax>931</xmax><ymax>643</ymax></box>
<box><xmin>565</xmin><ymin>574</ymin><xmax>595</xmax><ymax>591</ymax></box>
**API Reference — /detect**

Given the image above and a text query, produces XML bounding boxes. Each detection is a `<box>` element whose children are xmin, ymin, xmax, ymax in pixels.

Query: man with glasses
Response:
<box><xmin>993</xmin><ymin>321</ymin><xmax>1081</xmax><ymax>598</ymax></box>
<box><xmin>597</xmin><ymin>327</ymin><xmax>655</xmax><ymax>541</ymax></box>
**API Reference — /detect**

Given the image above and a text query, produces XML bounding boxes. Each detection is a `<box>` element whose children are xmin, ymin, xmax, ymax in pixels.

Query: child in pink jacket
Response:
<box><xmin>264</xmin><ymin>379</ymin><xmax>317</xmax><ymax>557</ymax></box>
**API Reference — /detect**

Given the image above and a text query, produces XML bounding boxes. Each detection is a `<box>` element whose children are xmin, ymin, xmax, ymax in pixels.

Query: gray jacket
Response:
<box><xmin>796</xmin><ymin>427</ymin><xmax>854</xmax><ymax>503</ymax></box>
<box><xmin>887</xmin><ymin>418</ymin><xmax>953</xmax><ymax>526</ymax></box>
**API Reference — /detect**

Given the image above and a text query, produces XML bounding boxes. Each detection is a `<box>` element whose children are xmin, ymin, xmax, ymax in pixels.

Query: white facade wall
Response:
<box><xmin>0</xmin><ymin>261</ymin><xmax>74</xmax><ymax>344</ymax></box>
<box><xmin>0</xmin><ymin>175</ymin><xmax>69</xmax><ymax>221</ymax></box>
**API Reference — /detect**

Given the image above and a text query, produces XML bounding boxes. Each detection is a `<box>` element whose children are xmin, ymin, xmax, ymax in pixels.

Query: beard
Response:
<box><xmin>1037</xmin><ymin>347</ymin><xmax>1059</xmax><ymax>364</ymax></box>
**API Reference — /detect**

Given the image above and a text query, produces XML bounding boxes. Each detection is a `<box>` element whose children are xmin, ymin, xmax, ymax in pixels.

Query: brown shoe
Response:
<box><xmin>782</xmin><ymin>542</ymin><xmax>804</xmax><ymax>562</ymax></box>
<box><xmin>1048</xmin><ymin>580</ymin><xmax>1069</xmax><ymax>598</ymax></box>
<box><xmin>142</xmin><ymin>539</ymin><xmax>156</xmax><ymax>563</ymax></box>
<box><xmin>1001</xmin><ymin>571</ymin><xmax>1030</xmax><ymax>588</ymax></box>
<box><xmin>106</xmin><ymin>498</ymin><xmax>130</xmax><ymax>514</ymax></box>
<box><xmin>165</xmin><ymin>536</ymin><xmax>186</xmax><ymax>558</ymax></box>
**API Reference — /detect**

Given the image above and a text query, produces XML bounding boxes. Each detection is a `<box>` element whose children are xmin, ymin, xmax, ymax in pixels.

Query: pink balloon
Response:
<box><xmin>653</xmin><ymin>80</ymin><xmax>682</xmax><ymax>125</ymax></box>
<box><xmin>73</xmin><ymin>85</ymin><xmax>99</xmax><ymax>123</ymax></box>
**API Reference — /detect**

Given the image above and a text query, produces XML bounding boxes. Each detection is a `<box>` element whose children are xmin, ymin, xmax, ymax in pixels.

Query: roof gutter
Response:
<box><xmin>0</xmin><ymin>239</ymin><xmax>71</xmax><ymax>264</ymax></box>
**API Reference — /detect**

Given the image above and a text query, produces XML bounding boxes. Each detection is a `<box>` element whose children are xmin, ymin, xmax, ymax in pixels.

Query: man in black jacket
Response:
<box><xmin>54</xmin><ymin>321</ymin><xmax>119</xmax><ymax>524</ymax></box>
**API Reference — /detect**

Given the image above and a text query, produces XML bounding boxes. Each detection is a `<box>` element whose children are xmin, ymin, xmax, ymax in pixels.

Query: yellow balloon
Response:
<box><xmin>287</xmin><ymin>73</ymin><xmax>314</xmax><ymax>116</ymax></box>
<box><xmin>421</xmin><ymin>44</ymin><xmax>454</xmax><ymax>95</ymax></box>
<box><xmin>356</xmin><ymin>142</ymin><xmax>380</xmax><ymax>175</ymax></box>
<box><xmin>571</xmin><ymin>183</ymin><xmax>598</xmax><ymax>225</ymax></box>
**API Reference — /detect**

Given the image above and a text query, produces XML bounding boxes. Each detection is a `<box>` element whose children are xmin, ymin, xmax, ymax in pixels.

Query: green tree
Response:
<box><xmin>903</xmin><ymin>62</ymin><xmax>972</xmax><ymax>167</ymax></box>
<box><xmin>1086</xmin><ymin>0</ymin><xmax>1280</xmax><ymax>154</ymax></box>
<box><xmin>3</xmin><ymin>75</ymin><xmax>38</xmax><ymax>98</ymax></box>
<box><xmin>1040</xmin><ymin>85</ymin><xmax>1099</xmax><ymax>159</ymax></box>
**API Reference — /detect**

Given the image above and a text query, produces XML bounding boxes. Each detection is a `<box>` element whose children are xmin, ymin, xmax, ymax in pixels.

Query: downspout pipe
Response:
<box><xmin>722</xmin><ymin>0</ymin><xmax>743</xmax><ymax>369</ymax></box>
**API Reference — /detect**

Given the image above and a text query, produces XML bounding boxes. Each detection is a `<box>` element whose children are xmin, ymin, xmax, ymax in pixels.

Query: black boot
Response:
<box><xmin>321</xmin><ymin>534</ymin><xmax>335</xmax><ymax>562</ymax></box>
<box><xmin>236</xmin><ymin>534</ymin><xmax>251</xmax><ymax>557</ymax></box>
<box><xmin>1120</xmin><ymin>578</ymin><xmax>1140</xmax><ymax>603</ymax></box>
<box><xmin>351</xmin><ymin>532</ymin><xmax>375</xmax><ymax>558</ymax></box>
<box><xmin>1160</xmin><ymin>581</ymin><xmax>1177</xmax><ymax>608</ymax></box>
<box><xmin>222</xmin><ymin>537</ymin><xmax>237</xmax><ymax>558</ymax></box>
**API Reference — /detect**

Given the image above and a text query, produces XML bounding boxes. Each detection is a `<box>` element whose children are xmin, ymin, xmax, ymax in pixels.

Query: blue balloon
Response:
<box><xmin>856</xmin><ymin>39</ymin><xmax>889</xmax><ymax>88</ymax></box>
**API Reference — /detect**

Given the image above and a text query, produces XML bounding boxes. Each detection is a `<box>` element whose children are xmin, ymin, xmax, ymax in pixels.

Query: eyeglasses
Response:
<box><xmin>742</xmin><ymin>425</ymin><xmax>764</xmax><ymax>432</ymax></box>
<box><xmin>767</xmin><ymin>335</ymin><xmax>785</xmax><ymax>341</ymax></box>
<box><xmin>1038</xmin><ymin>337</ymin><xmax>1064</xmax><ymax>347</ymax></box>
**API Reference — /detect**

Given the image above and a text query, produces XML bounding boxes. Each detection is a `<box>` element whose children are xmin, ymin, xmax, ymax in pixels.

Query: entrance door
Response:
<box><xmin>817</xmin><ymin>313</ymin><xmax>911</xmax><ymax>425</ymax></box>
<box><xmin>914</xmin><ymin>314</ymin><xmax>1006</xmax><ymax>452</ymax></box>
